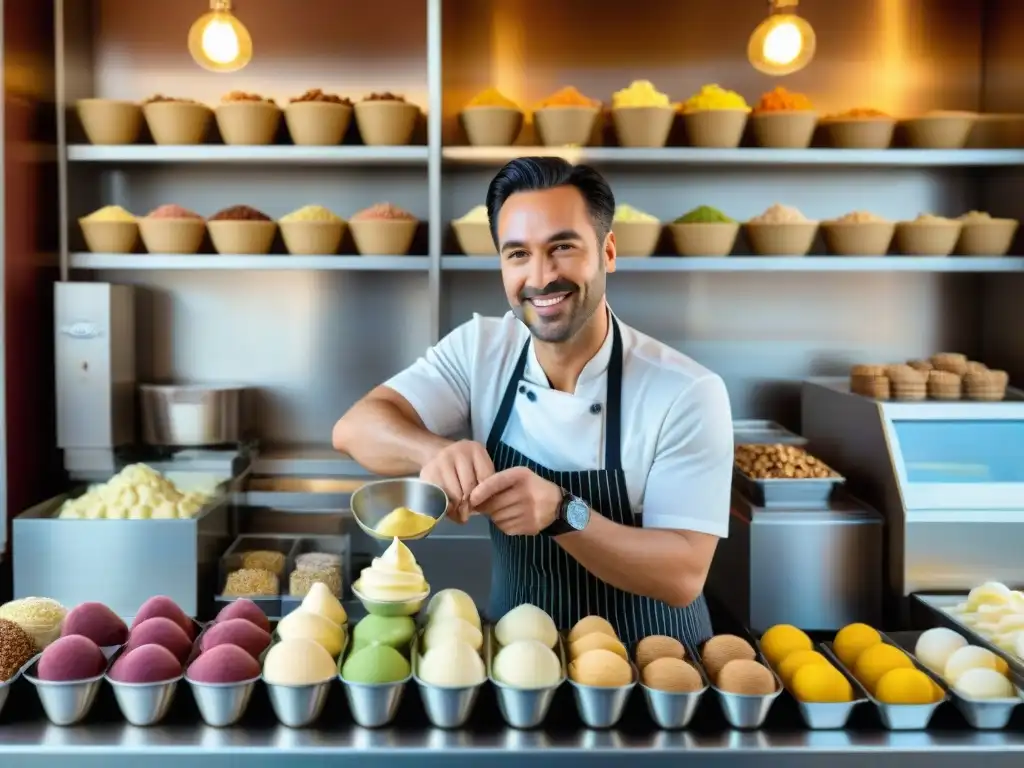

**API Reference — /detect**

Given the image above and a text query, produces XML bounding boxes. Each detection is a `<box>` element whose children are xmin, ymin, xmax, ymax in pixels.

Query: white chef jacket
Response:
<box><xmin>385</xmin><ymin>311</ymin><xmax>733</xmax><ymax>537</ymax></box>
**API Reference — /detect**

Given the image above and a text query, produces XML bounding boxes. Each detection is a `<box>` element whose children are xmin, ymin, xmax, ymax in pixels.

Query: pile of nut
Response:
<box><xmin>362</xmin><ymin>92</ymin><xmax>405</xmax><ymax>102</ymax></box>
<box><xmin>144</xmin><ymin>94</ymin><xmax>199</xmax><ymax>104</ymax></box>
<box><xmin>289</xmin><ymin>88</ymin><xmax>353</xmax><ymax>107</ymax></box>
<box><xmin>222</xmin><ymin>90</ymin><xmax>276</xmax><ymax>104</ymax></box>
<box><xmin>734</xmin><ymin>443</ymin><xmax>839</xmax><ymax>480</ymax></box>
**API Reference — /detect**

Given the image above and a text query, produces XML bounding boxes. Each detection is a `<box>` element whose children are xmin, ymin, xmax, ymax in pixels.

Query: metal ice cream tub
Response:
<box><xmin>140</xmin><ymin>384</ymin><xmax>253</xmax><ymax>447</ymax></box>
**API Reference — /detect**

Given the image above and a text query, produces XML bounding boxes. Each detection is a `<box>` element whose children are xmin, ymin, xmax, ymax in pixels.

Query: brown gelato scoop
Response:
<box><xmin>569</xmin><ymin>648</ymin><xmax>632</xmax><ymax>687</ymax></box>
<box><xmin>717</xmin><ymin>659</ymin><xmax>776</xmax><ymax>696</ymax></box>
<box><xmin>701</xmin><ymin>634</ymin><xmax>756</xmax><ymax>682</ymax></box>
<box><xmin>635</xmin><ymin>635</ymin><xmax>686</xmax><ymax>670</ymax></box>
<box><xmin>642</xmin><ymin>657</ymin><xmax>703</xmax><ymax>693</ymax></box>
<box><xmin>568</xmin><ymin>615</ymin><xmax>616</xmax><ymax>644</ymax></box>
<box><xmin>570</xmin><ymin>632</ymin><xmax>628</xmax><ymax>661</ymax></box>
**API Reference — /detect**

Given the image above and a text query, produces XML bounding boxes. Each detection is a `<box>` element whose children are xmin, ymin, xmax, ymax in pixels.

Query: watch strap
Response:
<box><xmin>541</xmin><ymin>488</ymin><xmax>577</xmax><ymax>537</ymax></box>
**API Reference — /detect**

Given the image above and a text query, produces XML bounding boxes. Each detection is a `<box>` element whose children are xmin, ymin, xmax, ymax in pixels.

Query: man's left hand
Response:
<box><xmin>468</xmin><ymin>466</ymin><xmax>563</xmax><ymax>536</ymax></box>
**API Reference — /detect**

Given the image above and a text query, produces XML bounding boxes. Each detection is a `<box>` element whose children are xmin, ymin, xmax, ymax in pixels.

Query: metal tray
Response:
<box><xmin>216</xmin><ymin>535</ymin><xmax>301</xmax><ymax>619</ymax></box>
<box><xmin>914</xmin><ymin>593</ymin><xmax>1024</xmax><ymax>680</ymax></box>
<box><xmin>887</xmin><ymin>629</ymin><xmax>1022</xmax><ymax>730</ymax></box>
<box><xmin>338</xmin><ymin>623</ymin><xmax>412</xmax><ymax>728</ymax></box>
<box><xmin>697</xmin><ymin>638</ymin><xmax>782</xmax><ymax>729</ymax></box>
<box><xmin>637</xmin><ymin>641</ymin><xmax>709</xmax><ymax>730</ymax></box>
<box><xmin>822</xmin><ymin>636</ymin><xmax>948</xmax><ymax>730</ymax></box>
<box><xmin>733</xmin><ymin>419</ymin><xmax>808</xmax><ymax>446</ymax></box>
<box><xmin>280</xmin><ymin>535</ymin><xmax>352</xmax><ymax>617</ymax></box>
<box><xmin>413</xmin><ymin>624</ymin><xmax>488</xmax><ymax>729</ymax></box>
<box><xmin>733</xmin><ymin>468</ymin><xmax>845</xmax><ymax>508</ymax></box>
<box><xmin>488</xmin><ymin>628</ymin><xmax>565</xmax><ymax>729</ymax></box>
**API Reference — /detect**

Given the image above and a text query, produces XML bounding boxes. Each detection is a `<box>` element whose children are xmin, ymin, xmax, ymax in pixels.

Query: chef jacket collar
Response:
<box><xmin>523</xmin><ymin>307</ymin><xmax>615</xmax><ymax>394</ymax></box>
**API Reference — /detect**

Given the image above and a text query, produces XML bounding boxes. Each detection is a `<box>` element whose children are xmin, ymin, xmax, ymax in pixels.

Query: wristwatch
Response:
<box><xmin>542</xmin><ymin>488</ymin><xmax>590</xmax><ymax>537</ymax></box>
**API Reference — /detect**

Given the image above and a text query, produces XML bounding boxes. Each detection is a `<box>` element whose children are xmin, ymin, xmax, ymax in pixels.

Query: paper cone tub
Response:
<box><xmin>138</xmin><ymin>218</ymin><xmax>206</xmax><ymax>254</ymax></box>
<box><xmin>611</xmin><ymin>221</ymin><xmax>661</xmax><ymax>256</ymax></box>
<box><xmin>821</xmin><ymin>117</ymin><xmax>895</xmax><ymax>149</ymax></box>
<box><xmin>966</xmin><ymin>114</ymin><xmax>1024</xmax><ymax>148</ymax></box>
<box><xmin>750</xmin><ymin>111</ymin><xmax>818</xmax><ymax>149</ymax></box>
<box><xmin>682</xmin><ymin>109</ymin><xmax>748</xmax><ymax>148</ymax></box>
<box><xmin>894</xmin><ymin>221</ymin><xmax>962</xmax><ymax>256</ymax></box>
<box><xmin>280</xmin><ymin>220</ymin><xmax>345</xmax><ymax>255</ymax></box>
<box><xmin>284</xmin><ymin>102</ymin><xmax>353</xmax><ymax>146</ymax></box>
<box><xmin>452</xmin><ymin>221</ymin><xmax>496</xmax><ymax>255</ymax></box>
<box><xmin>350</xmin><ymin>219</ymin><xmax>417</xmax><ymax>255</ymax></box>
<box><xmin>77</xmin><ymin>99</ymin><xmax>142</xmax><ymax>145</ymax></box>
<box><xmin>745</xmin><ymin>221</ymin><xmax>818</xmax><ymax>256</ymax></box>
<box><xmin>957</xmin><ymin>219</ymin><xmax>1019</xmax><ymax>256</ymax></box>
<box><xmin>668</xmin><ymin>222</ymin><xmax>740</xmax><ymax>257</ymax></box>
<box><xmin>354</xmin><ymin>101</ymin><xmax>419</xmax><ymax>146</ymax></box>
<box><xmin>79</xmin><ymin>219</ymin><xmax>139</xmax><ymax>253</ymax></box>
<box><xmin>143</xmin><ymin>102</ymin><xmax>212</xmax><ymax>145</ymax></box>
<box><xmin>902</xmin><ymin>113</ymin><xmax>976</xmax><ymax>149</ymax></box>
<box><xmin>460</xmin><ymin>106</ymin><xmax>524</xmax><ymax>146</ymax></box>
<box><xmin>207</xmin><ymin>220</ymin><xmax>277</xmax><ymax>254</ymax></box>
<box><xmin>821</xmin><ymin>221</ymin><xmax>895</xmax><ymax>256</ymax></box>
<box><xmin>611</xmin><ymin>106</ymin><xmax>675</xmax><ymax>148</ymax></box>
<box><xmin>534</xmin><ymin>106</ymin><xmax>600</xmax><ymax>147</ymax></box>
<box><xmin>215</xmin><ymin>102</ymin><xmax>281</xmax><ymax>146</ymax></box>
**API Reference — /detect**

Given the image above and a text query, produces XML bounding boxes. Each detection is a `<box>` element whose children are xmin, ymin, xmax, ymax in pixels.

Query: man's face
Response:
<box><xmin>495</xmin><ymin>186</ymin><xmax>616</xmax><ymax>343</ymax></box>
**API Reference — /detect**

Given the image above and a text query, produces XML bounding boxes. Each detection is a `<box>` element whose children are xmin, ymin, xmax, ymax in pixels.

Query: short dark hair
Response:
<box><xmin>485</xmin><ymin>156</ymin><xmax>615</xmax><ymax>245</ymax></box>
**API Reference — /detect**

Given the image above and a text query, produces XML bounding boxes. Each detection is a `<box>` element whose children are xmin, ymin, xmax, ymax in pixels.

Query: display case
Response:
<box><xmin>801</xmin><ymin>378</ymin><xmax>1024</xmax><ymax>614</ymax></box>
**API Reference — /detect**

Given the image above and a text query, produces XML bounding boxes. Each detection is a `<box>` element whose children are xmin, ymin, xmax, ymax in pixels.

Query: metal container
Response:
<box><xmin>338</xmin><ymin>631</ymin><xmax>410</xmax><ymax>728</ymax></box>
<box><xmin>216</xmin><ymin>535</ymin><xmax>301</xmax><ymax>620</ymax></box>
<box><xmin>886</xmin><ymin>629</ymin><xmax>1021</xmax><ymax>730</ymax></box>
<box><xmin>140</xmin><ymin>383</ymin><xmax>250</xmax><ymax>447</ymax></box>
<box><xmin>108</xmin><ymin>675</ymin><xmax>182</xmax><ymax>726</ymax></box>
<box><xmin>0</xmin><ymin>656</ymin><xmax>35</xmax><ymax>720</ymax></box>
<box><xmin>488</xmin><ymin>629</ymin><xmax>565</xmax><ymax>729</ymax></box>
<box><xmin>823</xmin><ymin>639</ymin><xmax>948</xmax><ymax>730</ymax></box>
<box><xmin>567</xmin><ymin>662</ymin><xmax>637</xmax><ymax>729</ymax></box>
<box><xmin>23</xmin><ymin>656</ymin><xmax>106</xmax><ymax>726</ymax></box>
<box><xmin>352</xmin><ymin>580</ymin><xmax>430</xmax><ymax>618</ymax></box>
<box><xmin>187</xmin><ymin>676</ymin><xmax>260</xmax><ymax>728</ymax></box>
<box><xmin>734</xmin><ymin>468</ymin><xmax>846</xmax><ymax>508</ymax></box>
<box><xmin>733</xmin><ymin>419</ymin><xmax>808</xmax><ymax>446</ymax></box>
<box><xmin>280</xmin><ymin>535</ymin><xmax>351</xmax><ymax>618</ymax></box>
<box><xmin>639</xmin><ymin>644</ymin><xmax>709</xmax><ymax>730</ymax></box>
<box><xmin>413</xmin><ymin>629</ymin><xmax>485</xmax><ymax>729</ymax></box>
<box><xmin>914</xmin><ymin>593</ymin><xmax>1024</xmax><ymax>679</ymax></box>
<box><xmin>13</xmin><ymin>482</ymin><xmax>233</xmax><ymax>621</ymax></box>
<box><xmin>785</xmin><ymin>643</ymin><xmax>869</xmax><ymax>729</ymax></box>
<box><xmin>699</xmin><ymin>642</ymin><xmax>782</xmax><ymax>729</ymax></box>
<box><xmin>265</xmin><ymin>678</ymin><xmax>334</xmax><ymax>728</ymax></box>
<box><xmin>350</xmin><ymin>478</ymin><xmax>449</xmax><ymax>542</ymax></box>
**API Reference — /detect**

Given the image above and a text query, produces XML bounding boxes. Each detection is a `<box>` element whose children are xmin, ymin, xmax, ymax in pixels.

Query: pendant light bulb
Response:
<box><xmin>188</xmin><ymin>0</ymin><xmax>253</xmax><ymax>73</ymax></box>
<box><xmin>747</xmin><ymin>0</ymin><xmax>816</xmax><ymax>76</ymax></box>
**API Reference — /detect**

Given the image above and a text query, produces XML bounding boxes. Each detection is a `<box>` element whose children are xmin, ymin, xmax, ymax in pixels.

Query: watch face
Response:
<box><xmin>565</xmin><ymin>498</ymin><xmax>590</xmax><ymax>530</ymax></box>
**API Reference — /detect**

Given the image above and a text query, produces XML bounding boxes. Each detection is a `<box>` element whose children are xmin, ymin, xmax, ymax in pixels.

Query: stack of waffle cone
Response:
<box><xmin>964</xmin><ymin>369</ymin><xmax>1009</xmax><ymax>401</ymax></box>
<box><xmin>850</xmin><ymin>364</ymin><xmax>890</xmax><ymax>399</ymax></box>
<box><xmin>887</xmin><ymin>364</ymin><xmax>927</xmax><ymax>401</ymax></box>
<box><xmin>927</xmin><ymin>370</ymin><xmax>962</xmax><ymax>400</ymax></box>
<box><xmin>930</xmin><ymin>352</ymin><xmax>969</xmax><ymax>376</ymax></box>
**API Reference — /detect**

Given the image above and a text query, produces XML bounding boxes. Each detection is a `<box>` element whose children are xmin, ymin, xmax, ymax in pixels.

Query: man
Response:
<box><xmin>333</xmin><ymin>156</ymin><xmax>733</xmax><ymax>646</ymax></box>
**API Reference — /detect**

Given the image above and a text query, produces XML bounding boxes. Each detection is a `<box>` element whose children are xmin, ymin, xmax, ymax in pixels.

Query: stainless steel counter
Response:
<box><xmin>1</xmin><ymin>676</ymin><xmax>1023</xmax><ymax>767</ymax></box>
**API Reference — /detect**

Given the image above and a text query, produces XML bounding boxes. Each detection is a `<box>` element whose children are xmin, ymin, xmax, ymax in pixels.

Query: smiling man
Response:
<box><xmin>332</xmin><ymin>156</ymin><xmax>733</xmax><ymax>646</ymax></box>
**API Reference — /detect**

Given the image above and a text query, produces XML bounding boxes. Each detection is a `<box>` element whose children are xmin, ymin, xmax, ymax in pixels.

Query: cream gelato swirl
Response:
<box><xmin>358</xmin><ymin>537</ymin><xmax>427</xmax><ymax>600</ymax></box>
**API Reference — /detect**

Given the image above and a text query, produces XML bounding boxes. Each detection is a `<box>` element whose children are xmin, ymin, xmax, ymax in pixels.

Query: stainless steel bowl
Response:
<box><xmin>350</xmin><ymin>478</ymin><xmax>449</xmax><ymax>542</ymax></box>
<box><xmin>139</xmin><ymin>383</ymin><xmax>250</xmax><ymax>447</ymax></box>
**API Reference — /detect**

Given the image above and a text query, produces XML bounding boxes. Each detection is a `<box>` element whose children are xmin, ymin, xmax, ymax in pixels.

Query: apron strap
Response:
<box><xmin>485</xmin><ymin>314</ymin><xmax>626</xmax><ymax>472</ymax></box>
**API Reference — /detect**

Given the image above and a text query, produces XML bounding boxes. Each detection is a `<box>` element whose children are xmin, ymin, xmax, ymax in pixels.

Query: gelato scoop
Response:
<box><xmin>944</xmin><ymin>645</ymin><xmax>1001</xmax><ymax>685</ymax></box>
<box><xmin>635</xmin><ymin>635</ymin><xmax>686</xmax><ymax>669</ymax></box>
<box><xmin>352</xmin><ymin>615</ymin><xmax>416</xmax><ymax>652</ymax></box>
<box><xmin>717</xmin><ymin>659</ymin><xmax>776</xmax><ymax>696</ymax></box>
<box><xmin>215</xmin><ymin>598</ymin><xmax>271</xmax><ymax>633</ymax></box>
<box><xmin>417</xmin><ymin>638</ymin><xmax>486</xmax><ymax>687</ymax></box>
<box><xmin>568</xmin><ymin>615</ymin><xmax>616</xmax><ymax>644</ymax></box>
<box><xmin>37</xmin><ymin>635</ymin><xmax>106</xmax><ymax>681</ymax></box>
<box><xmin>0</xmin><ymin>619</ymin><xmax>36</xmax><ymax>682</ymax></box>
<box><xmin>302</xmin><ymin>582</ymin><xmax>348</xmax><ymax>626</ymax></box>
<box><xmin>131</xmin><ymin>596</ymin><xmax>194</xmax><ymax>639</ymax></box>
<box><xmin>187</xmin><ymin>644</ymin><xmax>261</xmax><ymax>684</ymax></box>
<box><xmin>423</xmin><ymin>617</ymin><xmax>483</xmax><ymax>653</ymax></box>
<box><xmin>569</xmin><ymin>648</ymin><xmax>632</xmax><ymax>687</ymax></box>
<box><xmin>701</xmin><ymin>635</ymin><xmax>756</xmax><ymax>682</ymax></box>
<box><xmin>341</xmin><ymin>644</ymin><xmax>411</xmax><ymax>684</ymax></box>
<box><xmin>915</xmin><ymin>627</ymin><xmax>968</xmax><ymax>675</ymax></box>
<box><xmin>493</xmin><ymin>640</ymin><xmax>561</xmax><ymax>689</ymax></box>
<box><xmin>0</xmin><ymin>597</ymin><xmax>67</xmax><ymax>651</ymax></box>
<box><xmin>954</xmin><ymin>667</ymin><xmax>1015</xmax><ymax>699</ymax></box>
<box><xmin>642</xmin><ymin>657</ymin><xmax>703</xmax><ymax>693</ymax></box>
<box><xmin>62</xmin><ymin>602</ymin><xmax>129</xmax><ymax>647</ymax></box>
<box><xmin>263</xmin><ymin>638</ymin><xmax>337</xmax><ymax>685</ymax></box>
<box><xmin>495</xmin><ymin>603</ymin><xmax>557</xmax><ymax>649</ymax></box>
<box><xmin>570</xmin><ymin>632</ymin><xmax>628</xmax><ymax>661</ymax></box>
<box><xmin>425</xmin><ymin>589</ymin><xmax>480</xmax><ymax>629</ymax></box>
<box><xmin>126</xmin><ymin>617</ymin><xmax>193</xmax><ymax>663</ymax></box>
<box><xmin>201</xmin><ymin>618</ymin><xmax>272</xmax><ymax>660</ymax></box>
<box><xmin>374</xmin><ymin>506</ymin><xmax>435</xmax><ymax>538</ymax></box>
<box><xmin>109</xmin><ymin>643</ymin><xmax>182</xmax><ymax>684</ymax></box>
<box><xmin>276</xmin><ymin>609</ymin><xmax>345</xmax><ymax>658</ymax></box>
<box><xmin>357</xmin><ymin>537</ymin><xmax>427</xmax><ymax>601</ymax></box>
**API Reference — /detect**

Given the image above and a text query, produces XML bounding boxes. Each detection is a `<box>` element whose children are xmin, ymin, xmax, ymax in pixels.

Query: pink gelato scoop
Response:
<box><xmin>109</xmin><ymin>644</ymin><xmax>182</xmax><ymax>684</ymax></box>
<box><xmin>131</xmin><ymin>596</ymin><xmax>195</xmax><ymax>640</ymax></box>
<box><xmin>215</xmin><ymin>599</ymin><xmax>271</xmax><ymax>633</ymax></box>
<box><xmin>350</xmin><ymin>202</ymin><xmax>416</xmax><ymax>222</ymax></box>
<box><xmin>126</xmin><ymin>617</ymin><xmax>193</xmax><ymax>663</ymax></box>
<box><xmin>146</xmin><ymin>204</ymin><xmax>203</xmax><ymax>220</ymax></box>
<box><xmin>62</xmin><ymin>602</ymin><xmax>129</xmax><ymax>647</ymax></box>
<box><xmin>200</xmin><ymin>618</ymin><xmax>271</xmax><ymax>660</ymax></box>
<box><xmin>187</xmin><ymin>644</ymin><xmax>260</xmax><ymax>684</ymax></box>
<box><xmin>37</xmin><ymin>635</ymin><xmax>107</xmax><ymax>681</ymax></box>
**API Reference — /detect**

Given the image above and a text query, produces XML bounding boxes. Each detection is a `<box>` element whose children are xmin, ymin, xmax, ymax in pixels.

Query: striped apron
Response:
<box><xmin>485</xmin><ymin>316</ymin><xmax>714</xmax><ymax>648</ymax></box>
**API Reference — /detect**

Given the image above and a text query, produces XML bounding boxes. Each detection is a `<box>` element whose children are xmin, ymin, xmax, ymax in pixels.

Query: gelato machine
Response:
<box><xmin>801</xmin><ymin>378</ymin><xmax>1024</xmax><ymax>620</ymax></box>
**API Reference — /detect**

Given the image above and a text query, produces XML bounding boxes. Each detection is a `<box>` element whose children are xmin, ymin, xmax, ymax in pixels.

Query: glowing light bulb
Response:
<box><xmin>188</xmin><ymin>2</ymin><xmax>253</xmax><ymax>73</ymax></box>
<box><xmin>747</xmin><ymin>2</ymin><xmax>816</xmax><ymax>76</ymax></box>
<box><xmin>762</xmin><ymin>21</ymin><xmax>802</xmax><ymax>66</ymax></box>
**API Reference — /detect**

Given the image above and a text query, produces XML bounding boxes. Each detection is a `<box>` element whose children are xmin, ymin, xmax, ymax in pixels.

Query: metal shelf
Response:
<box><xmin>67</xmin><ymin>145</ymin><xmax>429</xmax><ymax>165</ymax></box>
<box><xmin>442</xmin><ymin>146</ymin><xmax>1024</xmax><ymax>167</ymax></box>
<box><xmin>70</xmin><ymin>254</ymin><xmax>431</xmax><ymax>270</ymax></box>
<box><xmin>441</xmin><ymin>256</ymin><xmax>1024</xmax><ymax>272</ymax></box>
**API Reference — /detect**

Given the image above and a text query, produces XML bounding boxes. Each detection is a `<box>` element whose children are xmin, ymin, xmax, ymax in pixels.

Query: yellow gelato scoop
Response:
<box><xmin>375</xmin><ymin>505</ymin><xmax>435</xmax><ymax>538</ymax></box>
<box><xmin>357</xmin><ymin>537</ymin><xmax>428</xmax><ymax>601</ymax></box>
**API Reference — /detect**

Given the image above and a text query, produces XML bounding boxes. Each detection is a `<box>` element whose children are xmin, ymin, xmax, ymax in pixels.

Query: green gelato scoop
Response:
<box><xmin>352</xmin><ymin>615</ymin><xmax>416</xmax><ymax>652</ymax></box>
<box><xmin>674</xmin><ymin>205</ymin><xmax>735</xmax><ymax>224</ymax></box>
<box><xmin>341</xmin><ymin>643</ymin><xmax>411</xmax><ymax>684</ymax></box>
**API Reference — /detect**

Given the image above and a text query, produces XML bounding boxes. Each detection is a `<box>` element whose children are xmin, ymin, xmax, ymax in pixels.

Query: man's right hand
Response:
<box><xmin>420</xmin><ymin>440</ymin><xmax>495</xmax><ymax>524</ymax></box>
